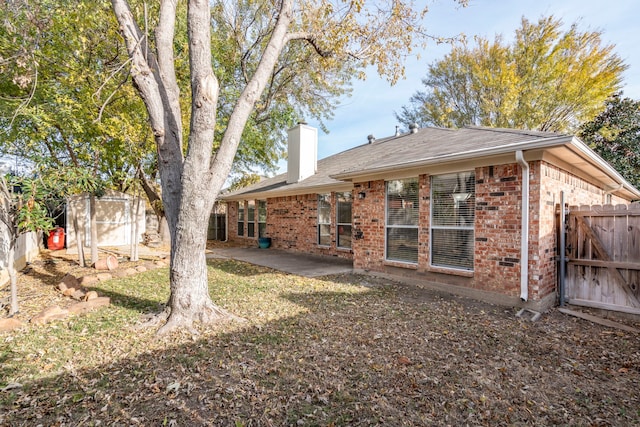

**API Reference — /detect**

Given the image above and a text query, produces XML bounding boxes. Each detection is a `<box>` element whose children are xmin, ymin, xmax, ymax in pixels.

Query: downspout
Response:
<box><xmin>603</xmin><ymin>184</ymin><xmax>623</xmax><ymax>204</ymax></box>
<box><xmin>515</xmin><ymin>151</ymin><xmax>529</xmax><ymax>302</ymax></box>
<box><xmin>223</xmin><ymin>202</ymin><xmax>229</xmax><ymax>242</ymax></box>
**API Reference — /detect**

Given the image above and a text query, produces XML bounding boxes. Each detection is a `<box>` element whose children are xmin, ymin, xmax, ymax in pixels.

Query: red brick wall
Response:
<box><xmin>227</xmin><ymin>194</ymin><xmax>353</xmax><ymax>259</ymax></box>
<box><xmin>225</xmin><ymin>160</ymin><xmax>628</xmax><ymax>304</ymax></box>
<box><xmin>352</xmin><ymin>180</ymin><xmax>386</xmax><ymax>270</ymax></box>
<box><xmin>351</xmin><ymin>171</ymin><xmax>525</xmax><ymax>297</ymax></box>
<box><xmin>474</xmin><ymin>164</ymin><xmax>524</xmax><ymax>297</ymax></box>
<box><xmin>228</xmin><ymin>201</ymin><xmax>239</xmax><ymax>238</ymax></box>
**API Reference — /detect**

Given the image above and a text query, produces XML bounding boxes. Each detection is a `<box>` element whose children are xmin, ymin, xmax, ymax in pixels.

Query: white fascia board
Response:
<box><xmin>220</xmin><ymin>182</ymin><xmax>353</xmax><ymax>201</ymax></box>
<box><xmin>566</xmin><ymin>136</ymin><xmax>640</xmax><ymax>199</ymax></box>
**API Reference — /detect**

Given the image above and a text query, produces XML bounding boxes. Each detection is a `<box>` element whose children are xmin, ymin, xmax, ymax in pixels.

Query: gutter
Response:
<box><xmin>224</xmin><ymin>203</ymin><xmax>229</xmax><ymax>242</ymax></box>
<box><xmin>221</xmin><ymin>181</ymin><xmax>352</xmax><ymax>202</ymax></box>
<box><xmin>515</xmin><ymin>150</ymin><xmax>529</xmax><ymax>302</ymax></box>
<box><xmin>603</xmin><ymin>183</ymin><xmax>623</xmax><ymax>204</ymax></box>
<box><xmin>568</xmin><ymin>137</ymin><xmax>640</xmax><ymax>199</ymax></box>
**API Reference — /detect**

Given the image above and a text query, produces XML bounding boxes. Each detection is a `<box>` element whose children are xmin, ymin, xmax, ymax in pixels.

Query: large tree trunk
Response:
<box><xmin>137</xmin><ymin>168</ymin><xmax>171</xmax><ymax>246</ymax></box>
<box><xmin>158</xmin><ymin>188</ymin><xmax>235</xmax><ymax>333</ymax></box>
<box><xmin>113</xmin><ymin>0</ymin><xmax>293</xmax><ymax>333</ymax></box>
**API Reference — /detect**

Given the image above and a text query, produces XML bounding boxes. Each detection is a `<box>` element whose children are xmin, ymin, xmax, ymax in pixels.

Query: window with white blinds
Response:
<box><xmin>430</xmin><ymin>171</ymin><xmax>475</xmax><ymax>270</ymax></box>
<box><xmin>318</xmin><ymin>194</ymin><xmax>331</xmax><ymax>246</ymax></box>
<box><xmin>386</xmin><ymin>178</ymin><xmax>419</xmax><ymax>263</ymax></box>
<box><xmin>336</xmin><ymin>192</ymin><xmax>352</xmax><ymax>249</ymax></box>
<box><xmin>237</xmin><ymin>202</ymin><xmax>245</xmax><ymax>236</ymax></box>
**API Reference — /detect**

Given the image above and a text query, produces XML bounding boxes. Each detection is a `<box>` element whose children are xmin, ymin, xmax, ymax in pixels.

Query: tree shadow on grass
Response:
<box><xmin>207</xmin><ymin>258</ymin><xmax>282</xmax><ymax>278</ymax></box>
<box><xmin>2</xmin><ymin>281</ymin><xmax>640</xmax><ymax>426</ymax></box>
<box><xmin>86</xmin><ymin>268</ymin><xmax>170</xmax><ymax>314</ymax></box>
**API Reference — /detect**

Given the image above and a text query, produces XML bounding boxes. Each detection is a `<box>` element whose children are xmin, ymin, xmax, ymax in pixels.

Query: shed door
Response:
<box><xmin>84</xmin><ymin>197</ymin><xmax>131</xmax><ymax>246</ymax></box>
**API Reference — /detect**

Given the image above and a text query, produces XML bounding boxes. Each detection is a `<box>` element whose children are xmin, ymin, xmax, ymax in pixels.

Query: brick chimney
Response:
<box><xmin>287</xmin><ymin>122</ymin><xmax>317</xmax><ymax>184</ymax></box>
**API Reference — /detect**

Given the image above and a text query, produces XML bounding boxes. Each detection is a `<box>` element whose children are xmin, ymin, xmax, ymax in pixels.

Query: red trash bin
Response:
<box><xmin>47</xmin><ymin>227</ymin><xmax>65</xmax><ymax>250</ymax></box>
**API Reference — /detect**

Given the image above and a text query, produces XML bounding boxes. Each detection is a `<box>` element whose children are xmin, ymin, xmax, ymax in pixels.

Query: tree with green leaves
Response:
<box><xmin>111</xmin><ymin>0</ymin><xmax>466</xmax><ymax>333</ymax></box>
<box><xmin>0</xmin><ymin>0</ymin><xmax>360</xmax><ymax>248</ymax></box>
<box><xmin>0</xmin><ymin>1</ymin><xmax>151</xmax><ymax>190</ymax></box>
<box><xmin>579</xmin><ymin>94</ymin><xmax>640</xmax><ymax>189</ymax></box>
<box><xmin>396</xmin><ymin>16</ymin><xmax>627</xmax><ymax>133</ymax></box>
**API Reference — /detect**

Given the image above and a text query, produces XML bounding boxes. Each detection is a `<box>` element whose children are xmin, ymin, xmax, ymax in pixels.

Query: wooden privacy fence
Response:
<box><xmin>565</xmin><ymin>204</ymin><xmax>640</xmax><ymax>315</ymax></box>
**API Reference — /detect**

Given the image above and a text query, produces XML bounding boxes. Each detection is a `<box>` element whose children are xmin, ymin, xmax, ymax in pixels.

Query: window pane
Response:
<box><xmin>386</xmin><ymin>179</ymin><xmax>419</xmax><ymax>226</ymax></box>
<box><xmin>247</xmin><ymin>222</ymin><xmax>255</xmax><ymax>238</ymax></box>
<box><xmin>247</xmin><ymin>201</ymin><xmax>255</xmax><ymax>221</ymax></box>
<box><xmin>258</xmin><ymin>222</ymin><xmax>266</xmax><ymax>238</ymax></box>
<box><xmin>318</xmin><ymin>194</ymin><xmax>331</xmax><ymax>224</ymax></box>
<box><xmin>318</xmin><ymin>194</ymin><xmax>331</xmax><ymax>245</ymax></box>
<box><xmin>386</xmin><ymin>179</ymin><xmax>419</xmax><ymax>263</ymax></box>
<box><xmin>431</xmin><ymin>228</ymin><xmax>474</xmax><ymax>270</ymax></box>
<box><xmin>237</xmin><ymin>202</ymin><xmax>245</xmax><ymax>221</ymax></box>
<box><xmin>337</xmin><ymin>192</ymin><xmax>352</xmax><ymax>224</ymax></box>
<box><xmin>258</xmin><ymin>201</ymin><xmax>267</xmax><ymax>222</ymax></box>
<box><xmin>338</xmin><ymin>224</ymin><xmax>352</xmax><ymax>249</ymax></box>
<box><xmin>237</xmin><ymin>202</ymin><xmax>245</xmax><ymax>236</ymax></box>
<box><xmin>386</xmin><ymin>228</ymin><xmax>418</xmax><ymax>263</ymax></box>
<box><xmin>318</xmin><ymin>224</ymin><xmax>331</xmax><ymax>246</ymax></box>
<box><xmin>432</xmin><ymin>172</ymin><xmax>475</xmax><ymax>226</ymax></box>
<box><xmin>430</xmin><ymin>172</ymin><xmax>475</xmax><ymax>270</ymax></box>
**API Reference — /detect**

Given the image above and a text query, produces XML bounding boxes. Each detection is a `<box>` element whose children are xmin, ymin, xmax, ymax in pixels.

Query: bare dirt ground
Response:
<box><xmin>1</xmin><ymin>249</ymin><xmax>640</xmax><ymax>426</ymax></box>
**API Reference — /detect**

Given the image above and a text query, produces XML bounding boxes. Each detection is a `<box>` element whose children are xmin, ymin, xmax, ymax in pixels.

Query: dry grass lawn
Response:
<box><xmin>1</xmin><ymin>254</ymin><xmax>639</xmax><ymax>426</ymax></box>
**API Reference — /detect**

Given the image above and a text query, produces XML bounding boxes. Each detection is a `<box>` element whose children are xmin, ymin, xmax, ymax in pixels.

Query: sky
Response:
<box><xmin>291</xmin><ymin>0</ymin><xmax>640</xmax><ymax>169</ymax></box>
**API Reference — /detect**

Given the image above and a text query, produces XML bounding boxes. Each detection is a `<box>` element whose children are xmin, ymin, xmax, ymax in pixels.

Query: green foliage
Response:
<box><xmin>227</xmin><ymin>173</ymin><xmax>263</xmax><ymax>191</ymax></box>
<box><xmin>0</xmin><ymin>0</ymin><xmax>152</xmax><ymax>194</ymax></box>
<box><xmin>579</xmin><ymin>94</ymin><xmax>640</xmax><ymax>189</ymax></box>
<box><xmin>397</xmin><ymin>16</ymin><xmax>627</xmax><ymax>133</ymax></box>
<box><xmin>1</xmin><ymin>175</ymin><xmax>54</xmax><ymax>238</ymax></box>
<box><xmin>209</xmin><ymin>0</ymin><xmax>354</xmax><ymax>175</ymax></box>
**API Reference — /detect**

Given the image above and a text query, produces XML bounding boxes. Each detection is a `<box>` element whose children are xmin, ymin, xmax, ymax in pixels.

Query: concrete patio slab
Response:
<box><xmin>206</xmin><ymin>247</ymin><xmax>353</xmax><ymax>278</ymax></box>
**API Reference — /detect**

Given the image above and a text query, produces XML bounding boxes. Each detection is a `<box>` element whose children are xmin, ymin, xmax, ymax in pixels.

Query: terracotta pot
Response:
<box><xmin>93</xmin><ymin>255</ymin><xmax>119</xmax><ymax>270</ymax></box>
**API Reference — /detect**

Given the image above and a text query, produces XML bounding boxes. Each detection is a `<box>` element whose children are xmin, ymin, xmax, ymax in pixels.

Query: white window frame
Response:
<box><xmin>385</xmin><ymin>178</ymin><xmax>419</xmax><ymax>264</ymax></box>
<box><xmin>258</xmin><ymin>200</ymin><xmax>267</xmax><ymax>238</ymax></box>
<box><xmin>247</xmin><ymin>200</ymin><xmax>256</xmax><ymax>238</ymax></box>
<box><xmin>237</xmin><ymin>201</ymin><xmax>245</xmax><ymax>237</ymax></box>
<box><xmin>317</xmin><ymin>193</ymin><xmax>331</xmax><ymax>246</ymax></box>
<box><xmin>429</xmin><ymin>171</ymin><xmax>475</xmax><ymax>271</ymax></box>
<box><xmin>336</xmin><ymin>192</ymin><xmax>352</xmax><ymax>249</ymax></box>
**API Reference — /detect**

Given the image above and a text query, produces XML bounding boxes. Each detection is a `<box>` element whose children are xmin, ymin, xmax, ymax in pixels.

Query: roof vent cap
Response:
<box><xmin>367</xmin><ymin>134</ymin><xmax>375</xmax><ymax>144</ymax></box>
<box><xmin>409</xmin><ymin>123</ymin><xmax>419</xmax><ymax>134</ymax></box>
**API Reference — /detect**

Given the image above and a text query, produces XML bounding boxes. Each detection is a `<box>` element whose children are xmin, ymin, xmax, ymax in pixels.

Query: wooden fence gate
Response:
<box><xmin>564</xmin><ymin>204</ymin><xmax>640</xmax><ymax>315</ymax></box>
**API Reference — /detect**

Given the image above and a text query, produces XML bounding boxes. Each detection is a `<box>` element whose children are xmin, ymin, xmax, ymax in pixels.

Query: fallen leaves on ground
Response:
<box><xmin>1</xmin><ymin>255</ymin><xmax>639</xmax><ymax>426</ymax></box>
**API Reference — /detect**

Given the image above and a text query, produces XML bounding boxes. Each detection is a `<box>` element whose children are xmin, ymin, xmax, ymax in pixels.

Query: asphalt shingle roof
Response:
<box><xmin>222</xmin><ymin>126</ymin><xmax>569</xmax><ymax>199</ymax></box>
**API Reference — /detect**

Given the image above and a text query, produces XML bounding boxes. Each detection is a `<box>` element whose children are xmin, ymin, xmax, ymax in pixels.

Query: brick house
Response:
<box><xmin>221</xmin><ymin>123</ymin><xmax>640</xmax><ymax>310</ymax></box>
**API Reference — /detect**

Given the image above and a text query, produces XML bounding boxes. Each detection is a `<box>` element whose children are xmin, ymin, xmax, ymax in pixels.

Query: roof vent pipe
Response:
<box><xmin>395</xmin><ymin>125</ymin><xmax>400</xmax><ymax>137</ymax></box>
<box><xmin>409</xmin><ymin>123</ymin><xmax>419</xmax><ymax>134</ymax></box>
<box><xmin>367</xmin><ymin>134</ymin><xmax>375</xmax><ymax>144</ymax></box>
